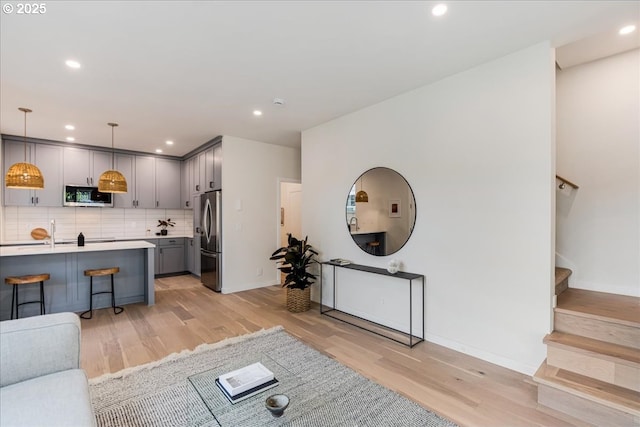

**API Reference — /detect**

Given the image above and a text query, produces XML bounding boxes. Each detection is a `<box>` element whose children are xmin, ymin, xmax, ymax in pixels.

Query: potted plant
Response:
<box><xmin>157</xmin><ymin>219</ymin><xmax>175</xmax><ymax>235</ymax></box>
<box><xmin>270</xmin><ymin>234</ymin><xmax>318</xmax><ymax>312</ymax></box>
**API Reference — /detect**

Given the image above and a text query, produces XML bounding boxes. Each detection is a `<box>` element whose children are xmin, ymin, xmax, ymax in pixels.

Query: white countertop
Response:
<box><xmin>0</xmin><ymin>240</ymin><xmax>156</xmax><ymax>257</ymax></box>
<box><xmin>350</xmin><ymin>230</ymin><xmax>386</xmax><ymax>235</ymax></box>
<box><xmin>1</xmin><ymin>234</ymin><xmax>193</xmax><ymax>246</ymax></box>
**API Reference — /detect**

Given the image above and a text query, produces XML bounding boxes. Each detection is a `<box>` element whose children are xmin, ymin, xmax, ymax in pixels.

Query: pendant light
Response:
<box><xmin>5</xmin><ymin>107</ymin><xmax>45</xmax><ymax>189</ymax></box>
<box><xmin>98</xmin><ymin>122</ymin><xmax>128</xmax><ymax>193</ymax></box>
<box><xmin>355</xmin><ymin>174</ymin><xmax>368</xmax><ymax>203</ymax></box>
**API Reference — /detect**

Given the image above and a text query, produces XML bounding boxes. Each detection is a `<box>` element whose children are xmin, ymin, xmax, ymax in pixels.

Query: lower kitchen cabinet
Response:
<box><xmin>158</xmin><ymin>238</ymin><xmax>185</xmax><ymax>275</ymax></box>
<box><xmin>186</xmin><ymin>238</ymin><xmax>195</xmax><ymax>273</ymax></box>
<box><xmin>146</xmin><ymin>238</ymin><xmax>186</xmax><ymax>276</ymax></box>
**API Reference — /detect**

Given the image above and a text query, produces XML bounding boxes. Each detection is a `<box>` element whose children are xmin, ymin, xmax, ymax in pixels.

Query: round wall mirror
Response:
<box><xmin>346</xmin><ymin>167</ymin><xmax>416</xmax><ymax>256</ymax></box>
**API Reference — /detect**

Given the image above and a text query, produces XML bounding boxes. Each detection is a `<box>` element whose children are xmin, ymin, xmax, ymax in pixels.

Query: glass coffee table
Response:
<box><xmin>187</xmin><ymin>353</ymin><xmax>304</xmax><ymax>427</ymax></box>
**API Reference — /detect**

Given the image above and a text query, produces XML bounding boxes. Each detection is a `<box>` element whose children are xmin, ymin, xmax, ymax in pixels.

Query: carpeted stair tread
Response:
<box><xmin>555</xmin><ymin>267</ymin><xmax>572</xmax><ymax>286</ymax></box>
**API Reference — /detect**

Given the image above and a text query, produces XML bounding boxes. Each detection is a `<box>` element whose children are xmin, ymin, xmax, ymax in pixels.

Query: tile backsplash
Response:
<box><xmin>1</xmin><ymin>206</ymin><xmax>193</xmax><ymax>243</ymax></box>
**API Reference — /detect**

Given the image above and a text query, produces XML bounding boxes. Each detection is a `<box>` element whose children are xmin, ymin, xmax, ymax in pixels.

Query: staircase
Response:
<box><xmin>533</xmin><ymin>270</ymin><xmax>640</xmax><ymax>426</ymax></box>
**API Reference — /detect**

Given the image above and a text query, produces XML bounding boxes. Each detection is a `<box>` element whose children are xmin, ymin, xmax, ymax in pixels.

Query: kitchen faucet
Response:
<box><xmin>49</xmin><ymin>219</ymin><xmax>56</xmax><ymax>248</ymax></box>
<box><xmin>349</xmin><ymin>217</ymin><xmax>359</xmax><ymax>231</ymax></box>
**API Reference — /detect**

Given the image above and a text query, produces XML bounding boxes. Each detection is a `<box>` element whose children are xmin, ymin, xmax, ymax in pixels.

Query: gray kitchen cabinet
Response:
<box><xmin>204</xmin><ymin>147</ymin><xmax>215</xmax><ymax>191</ymax></box>
<box><xmin>155</xmin><ymin>158</ymin><xmax>181</xmax><ymax>209</ymax></box>
<box><xmin>135</xmin><ymin>156</ymin><xmax>156</xmax><ymax>208</ymax></box>
<box><xmin>181</xmin><ymin>159</ymin><xmax>192</xmax><ymax>208</ymax></box>
<box><xmin>3</xmin><ymin>140</ymin><xmax>63</xmax><ymax>207</ymax></box>
<box><xmin>213</xmin><ymin>143</ymin><xmax>222</xmax><ymax>190</ymax></box>
<box><xmin>113</xmin><ymin>154</ymin><xmax>135</xmax><ymax>208</ymax></box>
<box><xmin>186</xmin><ymin>238</ymin><xmax>195</xmax><ymax>273</ymax></box>
<box><xmin>158</xmin><ymin>238</ymin><xmax>185</xmax><ymax>274</ymax></box>
<box><xmin>198</xmin><ymin>151</ymin><xmax>206</xmax><ymax>194</ymax></box>
<box><xmin>63</xmin><ymin>147</ymin><xmax>112</xmax><ymax>186</ymax></box>
<box><xmin>114</xmin><ymin>155</ymin><xmax>180</xmax><ymax>209</ymax></box>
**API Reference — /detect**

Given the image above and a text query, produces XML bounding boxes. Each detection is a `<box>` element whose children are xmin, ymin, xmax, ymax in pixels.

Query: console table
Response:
<box><xmin>320</xmin><ymin>261</ymin><xmax>424</xmax><ymax>348</ymax></box>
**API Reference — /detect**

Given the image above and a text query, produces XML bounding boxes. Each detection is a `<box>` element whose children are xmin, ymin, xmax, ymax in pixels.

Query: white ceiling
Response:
<box><xmin>1</xmin><ymin>1</ymin><xmax>638</xmax><ymax>157</ymax></box>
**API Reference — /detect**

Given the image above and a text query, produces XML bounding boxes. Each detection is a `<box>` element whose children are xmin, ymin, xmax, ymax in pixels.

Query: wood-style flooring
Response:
<box><xmin>80</xmin><ymin>275</ymin><xmax>586</xmax><ymax>427</ymax></box>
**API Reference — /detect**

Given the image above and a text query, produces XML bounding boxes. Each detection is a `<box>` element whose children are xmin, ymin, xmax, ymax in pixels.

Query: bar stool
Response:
<box><xmin>5</xmin><ymin>273</ymin><xmax>50</xmax><ymax>319</ymax></box>
<box><xmin>367</xmin><ymin>241</ymin><xmax>381</xmax><ymax>255</ymax></box>
<box><xmin>80</xmin><ymin>267</ymin><xmax>124</xmax><ymax>319</ymax></box>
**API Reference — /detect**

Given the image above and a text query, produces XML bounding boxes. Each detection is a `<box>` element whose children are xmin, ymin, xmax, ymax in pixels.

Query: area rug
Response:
<box><xmin>90</xmin><ymin>326</ymin><xmax>457</xmax><ymax>427</ymax></box>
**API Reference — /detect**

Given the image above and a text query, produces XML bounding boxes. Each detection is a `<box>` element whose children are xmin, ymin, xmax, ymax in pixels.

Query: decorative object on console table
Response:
<box><xmin>157</xmin><ymin>219</ymin><xmax>175</xmax><ymax>235</ymax></box>
<box><xmin>270</xmin><ymin>234</ymin><xmax>318</xmax><ymax>313</ymax></box>
<box><xmin>387</xmin><ymin>259</ymin><xmax>400</xmax><ymax>274</ymax></box>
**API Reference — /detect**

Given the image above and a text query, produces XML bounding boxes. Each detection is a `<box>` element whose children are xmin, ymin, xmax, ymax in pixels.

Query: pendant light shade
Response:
<box><xmin>98</xmin><ymin>123</ymin><xmax>128</xmax><ymax>193</ymax></box>
<box><xmin>355</xmin><ymin>175</ymin><xmax>368</xmax><ymax>203</ymax></box>
<box><xmin>5</xmin><ymin>108</ymin><xmax>45</xmax><ymax>190</ymax></box>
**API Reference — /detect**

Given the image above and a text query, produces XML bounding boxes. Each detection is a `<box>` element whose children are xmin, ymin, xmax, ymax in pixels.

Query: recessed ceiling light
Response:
<box><xmin>66</xmin><ymin>137</ymin><xmax>75</xmax><ymax>142</ymax></box>
<box><xmin>165</xmin><ymin>140</ymin><xmax>174</xmax><ymax>145</ymax></box>
<box><xmin>432</xmin><ymin>3</ymin><xmax>447</xmax><ymax>17</ymax></box>
<box><xmin>155</xmin><ymin>149</ymin><xmax>163</xmax><ymax>153</ymax></box>
<box><xmin>65</xmin><ymin>59</ymin><xmax>81</xmax><ymax>69</ymax></box>
<box><xmin>253</xmin><ymin>110</ymin><xmax>263</xmax><ymax>116</ymax></box>
<box><xmin>619</xmin><ymin>25</ymin><xmax>636</xmax><ymax>35</ymax></box>
<box><xmin>65</xmin><ymin>124</ymin><xmax>75</xmax><ymax>130</ymax></box>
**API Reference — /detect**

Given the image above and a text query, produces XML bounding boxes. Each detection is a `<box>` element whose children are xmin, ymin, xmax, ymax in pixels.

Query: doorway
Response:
<box><xmin>279</xmin><ymin>181</ymin><xmax>302</xmax><ymax>284</ymax></box>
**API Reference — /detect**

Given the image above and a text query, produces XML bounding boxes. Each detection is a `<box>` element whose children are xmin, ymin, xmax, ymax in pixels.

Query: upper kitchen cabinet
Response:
<box><xmin>113</xmin><ymin>154</ymin><xmax>181</xmax><ymax>209</ymax></box>
<box><xmin>135</xmin><ymin>156</ymin><xmax>156</xmax><ymax>208</ymax></box>
<box><xmin>63</xmin><ymin>147</ymin><xmax>111</xmax><ymax>186</ymax></box>
<box><xmin>113</xmin><ymin>153</ymin><xmax>135</xmax><ymax>208</ymax></box>
<box><xmin>155</xmin><ymin>158</ymin><xmax>181</xmax><ymax>209</ymax></box>
<box><xmin>181</xmin><ymin>157</ymin><xmax>194</xmax><ymax>208</ymax></box>
<box><xmin>187</xmin><ymin>143</ymin><xmax>222</xmax><ymax>197</ymax></box>
<box><xmin>3</xmin><ymin>140</ymin><xmax>63</xmax><ymax>207</ymax></box>
<box><xmin>213</xmin><ymin>144</ymin><xmax>222</xmax><ymax>191</ymax></box>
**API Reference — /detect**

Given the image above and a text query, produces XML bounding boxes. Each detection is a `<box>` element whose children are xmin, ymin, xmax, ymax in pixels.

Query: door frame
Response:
<box><xmin>275</xmin><ymin>178</ymin><xmax>302</xmax><ymax>281</ymax></box>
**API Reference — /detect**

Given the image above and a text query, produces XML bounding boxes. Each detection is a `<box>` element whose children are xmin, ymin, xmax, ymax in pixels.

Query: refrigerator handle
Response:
<box><xmin>215</xmin><ymin>191</ymin><xmax>221</xmax><ymax>251</ymax></box>
<box><xmin>203</xmin><ymin>197</ymin><xmax>212</xmax><ymax>243</ymax></box>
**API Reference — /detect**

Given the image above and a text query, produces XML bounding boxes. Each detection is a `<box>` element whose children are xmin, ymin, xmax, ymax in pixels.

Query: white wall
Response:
<box><xmin>302</xmin><ymin>42</ymin><xmax>556</xmax><ymax>375</ymax></box>
<box><xmin>221</xmin><ymin>135</ymin><xmax>301</xmax><ymax>293</ymax></box>
<box><xmin>556</xmin><ymin>49</ymin><xmax>640</xmax><ymax>297</ymax></box>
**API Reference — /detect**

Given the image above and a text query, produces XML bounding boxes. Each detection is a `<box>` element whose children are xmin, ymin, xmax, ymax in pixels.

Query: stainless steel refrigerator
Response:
<box><xmin>201</xmin><ymin>190</ymin><xmax>221</xmax><ymax>292</ymax></box>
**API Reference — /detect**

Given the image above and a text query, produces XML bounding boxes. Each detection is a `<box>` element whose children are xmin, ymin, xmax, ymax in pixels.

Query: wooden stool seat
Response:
<box><xmin>5</xmin><ymin>273</ymin><xmax>50</xmax><ymax>285</ymax></box>
<box><xmin>80</xmin><ymin>267</ymin><xmax>123</xmax><ymax>319</ymax></box>
<box><xmin>5</xmin><ymin>273</ymin><xmax>50</xmax><ymax>319</ymax></box>
<box><xmin>84</xmin><ymin>267</ymin><xmax>119</xmax><ymax>277</ymax></box>
<box><xmin>367</xmin><ymin>241</ymin><xmax>381</xmax><ymax>255</ymax></box>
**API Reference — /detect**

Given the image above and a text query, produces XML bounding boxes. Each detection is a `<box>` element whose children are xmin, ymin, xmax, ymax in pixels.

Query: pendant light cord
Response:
<box><xmin>19</xmin><ymin>107</ymin><xmax>32</xmax><ymax>162</ymax></box>
<box><xmin>108</xmin><ymin>122</ymin><xmax>118</xmax><ymax>170</ymax></box>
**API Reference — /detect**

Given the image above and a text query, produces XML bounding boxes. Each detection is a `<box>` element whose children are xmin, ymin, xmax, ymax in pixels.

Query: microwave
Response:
<box><xmin>64</xmin><ymin>185</ymin><xmax>113</xmax><ymax>207</ymax></box>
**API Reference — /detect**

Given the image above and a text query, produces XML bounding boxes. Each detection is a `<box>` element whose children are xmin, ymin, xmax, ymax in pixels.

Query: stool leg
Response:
<box><xmin>40</xmin><ymin>280</ymin><xmax>45</xmax><ymax>315</ymax></box>
<box><xmin>11</xmin><ymin>285</ymin><xmax>16</xmax><ymax>320</ymax></box>
<box><xmin>111</xmin><ymin>274</ymin><xmax>124</xmax><ymax>315</ymax></box>
<box><xmin>80</xmin><ymin>277</ymin><xmax>94</xmax><ymax>319</ymax></box>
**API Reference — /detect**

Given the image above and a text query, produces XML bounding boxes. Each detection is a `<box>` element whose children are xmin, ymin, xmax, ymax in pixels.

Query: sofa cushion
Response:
<box><xmin>0</xmin><ymin>369</ymin><xmax>96</xmax><ymax>427</ymax></box>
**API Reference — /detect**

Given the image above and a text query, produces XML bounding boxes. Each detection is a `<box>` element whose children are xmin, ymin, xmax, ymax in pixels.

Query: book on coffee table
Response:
<box><xmin>216</xmin><ymin>362</ymin><xmax>278</xmax><ymax>403</ymax></box>
<box><xmin>215</xmin><ymin>377</ymin><xmax>279</xmax><ymax>404</ymax></box>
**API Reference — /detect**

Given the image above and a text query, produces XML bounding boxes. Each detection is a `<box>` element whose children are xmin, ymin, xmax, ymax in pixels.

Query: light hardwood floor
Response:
<box><xmin>80</xmin><ymin>275</ymin><xmax>587</xmax><ymax>427</ymax></box>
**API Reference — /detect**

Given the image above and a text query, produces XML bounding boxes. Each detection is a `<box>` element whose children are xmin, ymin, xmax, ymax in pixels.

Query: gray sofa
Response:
<box><xmin>0</xmin><ymin>312</ymin><xmax>96</xmax><ymax>427</ymax></box>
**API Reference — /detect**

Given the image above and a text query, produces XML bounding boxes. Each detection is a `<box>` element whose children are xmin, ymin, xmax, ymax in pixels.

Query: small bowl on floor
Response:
<box><xmin>265</xmin><ymin>394</ymin><xmax>289</xmax><ymax>417</ymax></box>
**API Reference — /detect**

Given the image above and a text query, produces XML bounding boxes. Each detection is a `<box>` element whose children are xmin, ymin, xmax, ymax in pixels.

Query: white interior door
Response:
<box><xmin>280</xmin><ymin>182</ymin><xmax>302</xmax><ymax>246</ymax></box>
<box><xmin>279</xmin><ymin>182</ymin><xmax>302</xmax><ymax>284</ymax></box>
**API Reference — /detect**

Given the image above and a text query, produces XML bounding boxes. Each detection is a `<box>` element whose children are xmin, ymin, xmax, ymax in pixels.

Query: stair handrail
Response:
<box><xmin>556</xmin><ymin>174</ymin><xmax>579</xmax><ymax>190</ymax></box>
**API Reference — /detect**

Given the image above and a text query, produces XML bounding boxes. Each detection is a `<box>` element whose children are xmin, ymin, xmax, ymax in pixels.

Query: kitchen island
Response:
<box><xmin>0</xmin><ymin>241</ymin><xmax>155</xmax><ymax>320</ymax></box>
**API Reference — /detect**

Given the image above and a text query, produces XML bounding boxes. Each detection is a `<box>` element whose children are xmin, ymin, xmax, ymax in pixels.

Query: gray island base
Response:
<box><xmin>0</xmin><ymin>241</ymin><xmax>155</xmax><ymax>320</ymax></box>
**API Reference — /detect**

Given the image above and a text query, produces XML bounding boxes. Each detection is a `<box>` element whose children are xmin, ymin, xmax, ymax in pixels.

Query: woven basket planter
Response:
<box><xmin>286</xmin><ymin>287</ymin><xmax>311</xmax><ymax>313</ymax></box>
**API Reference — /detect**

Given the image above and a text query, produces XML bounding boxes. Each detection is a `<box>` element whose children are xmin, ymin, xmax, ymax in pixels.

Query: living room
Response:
<box><xmin>1</xmin><ymin>2</ymin><xmax>638</xmax><ymax>426</ymax></box>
